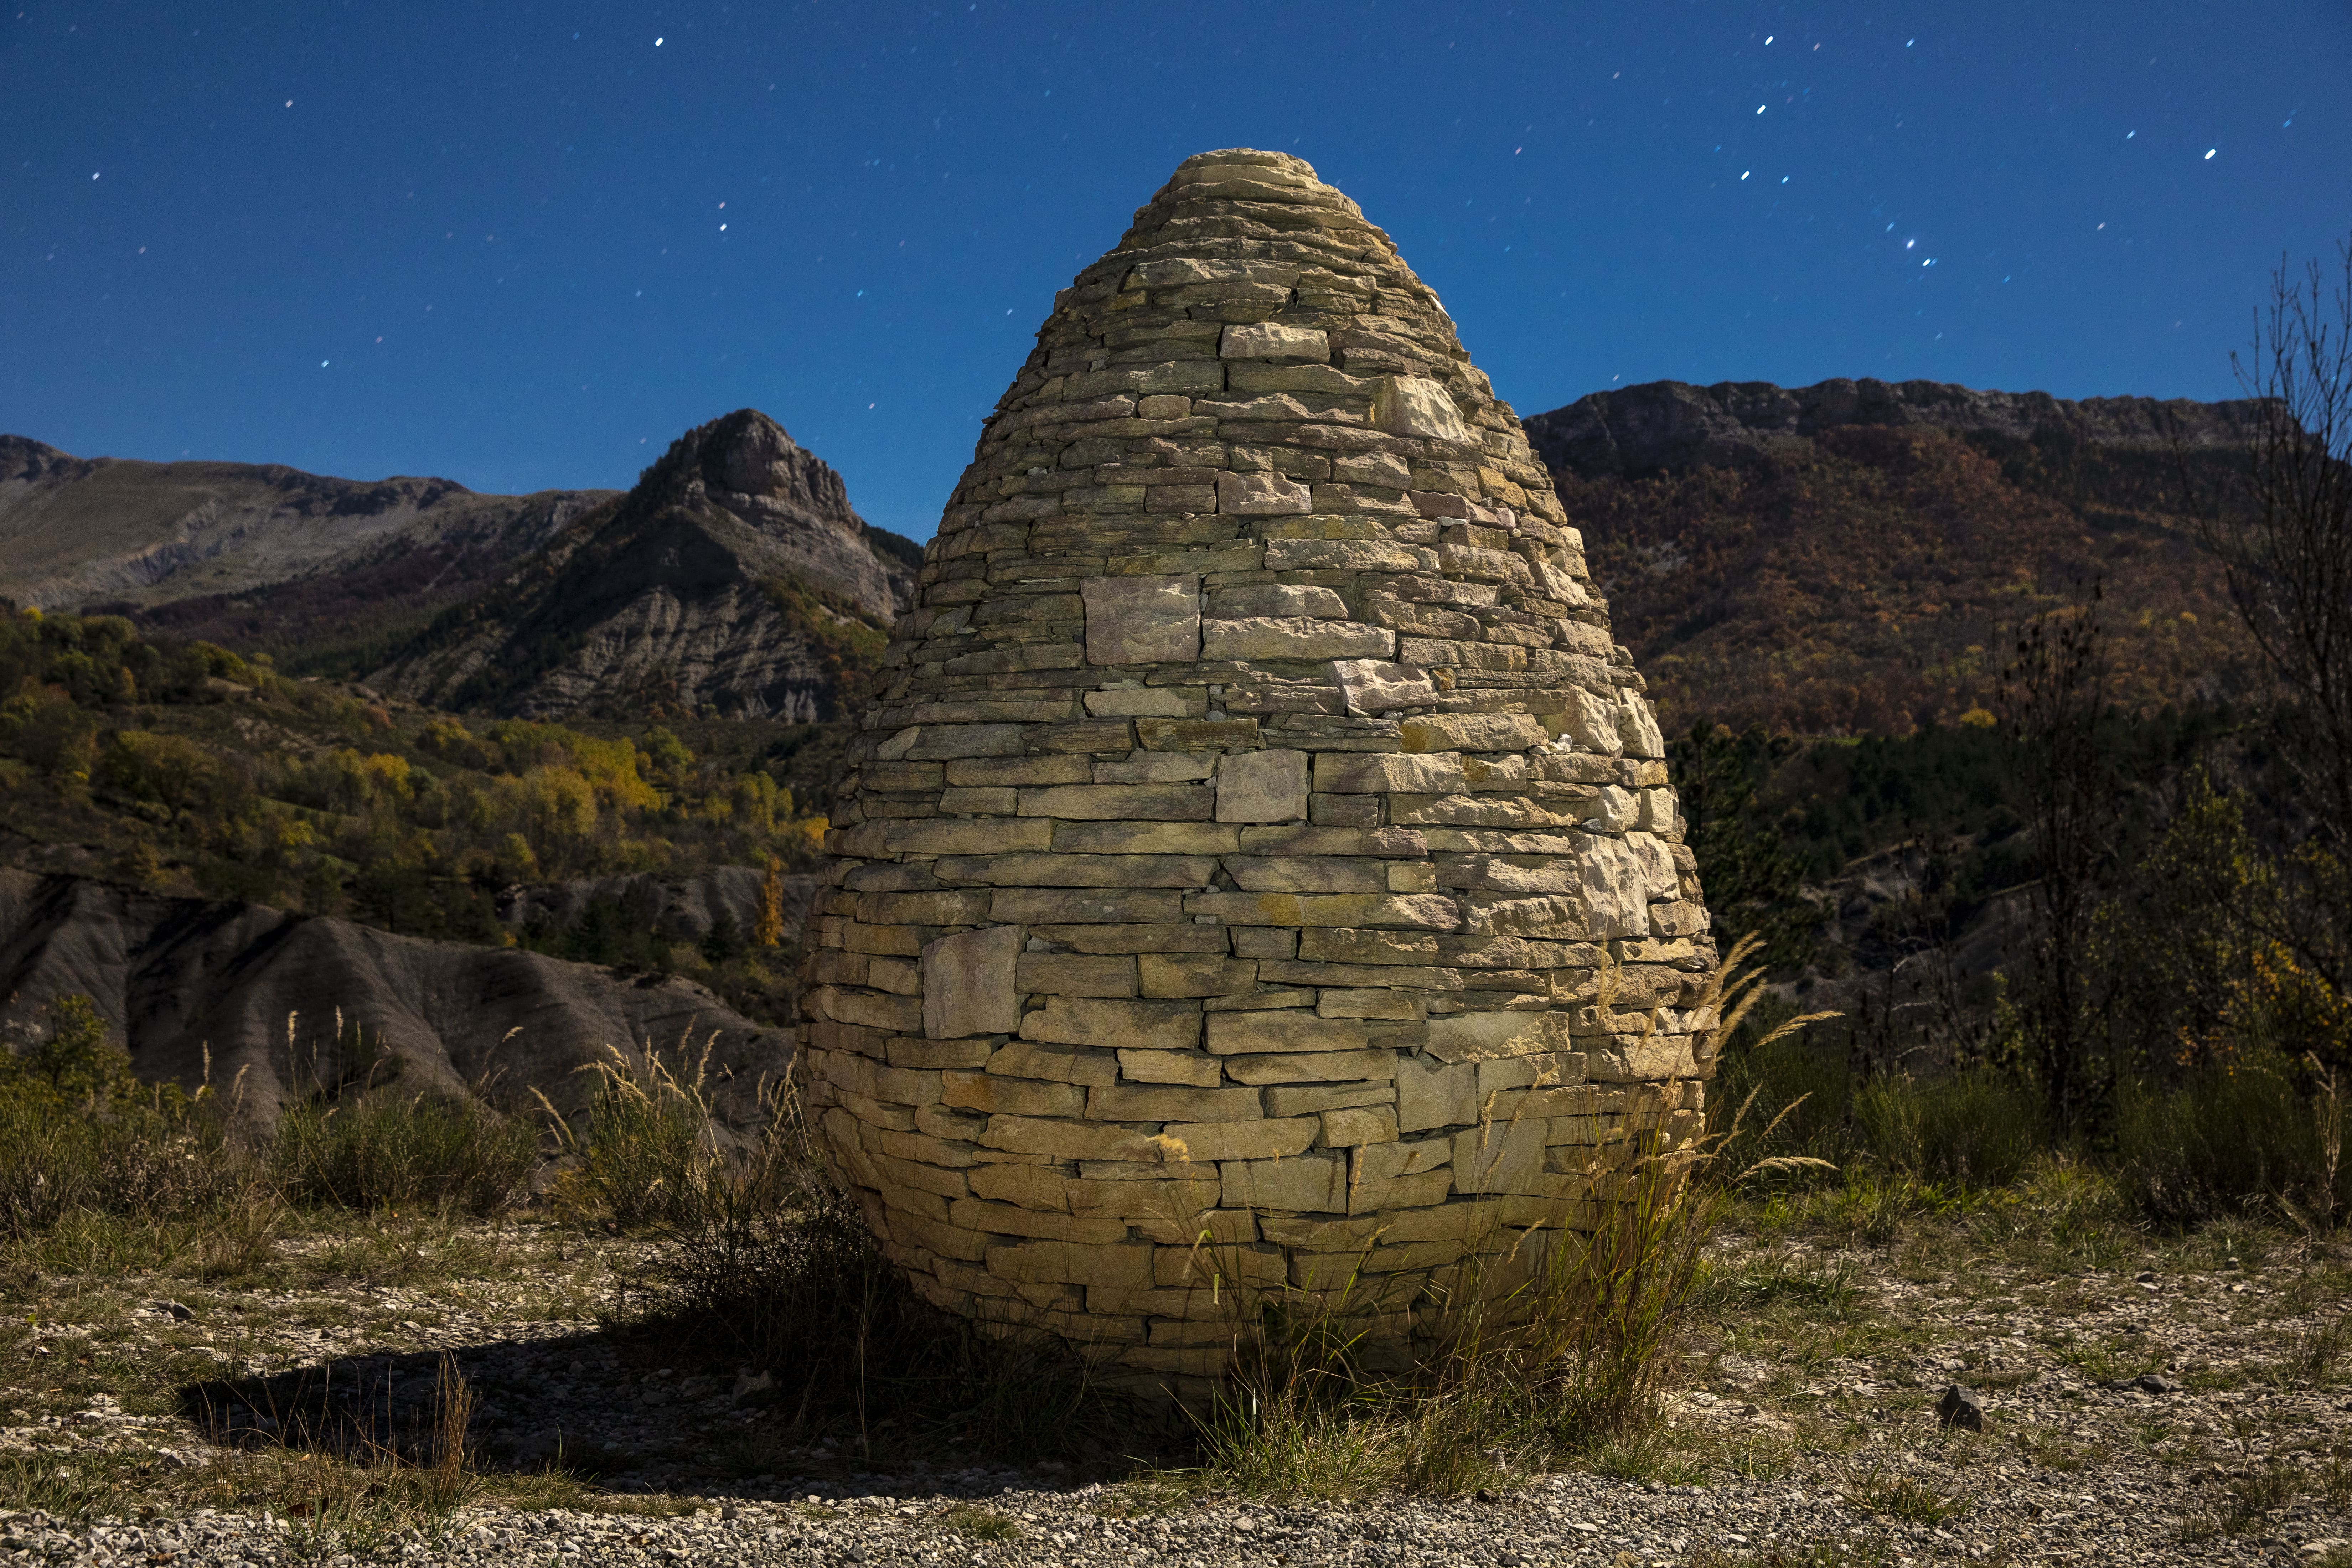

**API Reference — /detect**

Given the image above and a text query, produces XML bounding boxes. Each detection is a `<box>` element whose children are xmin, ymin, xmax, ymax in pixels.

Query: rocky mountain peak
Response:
<box><xmin>643</xmin><ymin>409</ymin><xmax>864</xmax><ymax>541</ymax></box>
<box><xmin>627</xmin><ymin>408</ymin><xmax>908</xmax><ymax>617</ymax></box>
<box><xmin>708</xmin><ymin>410</ymin><xmax>855</xmax><ymax>522</ymax></box>
<box><xmin>369</xmin><ymin>408</ymin><xmax>917</xmax><ymax>722</ymax></box>
<box><xmin>0</xmin><ymin>435</ymin><xmax>85</xmax><ymax>487</ymax></box>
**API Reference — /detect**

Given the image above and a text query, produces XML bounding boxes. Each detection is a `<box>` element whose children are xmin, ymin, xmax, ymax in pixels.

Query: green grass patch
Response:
<box><xmin>939</xmin><ymin>1504</ymin><xmax>1023</xmax><ymax>1541</ymax></box>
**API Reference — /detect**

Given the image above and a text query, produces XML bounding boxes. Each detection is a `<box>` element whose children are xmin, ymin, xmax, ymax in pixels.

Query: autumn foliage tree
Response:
<box><xmin>755</xmin><ymin>855</ymin><xmax>785</xmax><ymax>949</ymax></box>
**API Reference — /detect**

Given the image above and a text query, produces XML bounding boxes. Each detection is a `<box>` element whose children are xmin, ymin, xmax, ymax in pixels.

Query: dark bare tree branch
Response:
<box><xmin>1999</xmin><ymin>582</ymin><xmax>2113</xmax><ymax>1130</ymax></box>
<box><xmin>2167</xmin><ymin>239</ymin><xmax>2352</xmax><ymax>1041</ymax></box>
<box><xmin>2195</xmin><ymin>241</ymin><xmax>2352</xmax><ymax>849</ymax></box>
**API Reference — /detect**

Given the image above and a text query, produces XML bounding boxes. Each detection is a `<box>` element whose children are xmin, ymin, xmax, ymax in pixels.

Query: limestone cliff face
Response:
<box><xmin>370</xmin><ymin>410</ymin><xmax>918</xmax><ymax>721</ymax></box>
<box><xmin>1524</xmin><ymin>376</ymin><xmax>2261</xmax><ymax>481</ymax></box>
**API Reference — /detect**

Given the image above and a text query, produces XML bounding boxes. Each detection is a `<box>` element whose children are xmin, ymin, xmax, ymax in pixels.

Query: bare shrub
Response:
<box><xmin>0</xmin><ymin>995</ymin><xmax>265</xmax><ymax>1248</ymax></box>
<box><xmin>2116</xmin><ymin>1051</ymin><xmax>2350</xmax><ymax>1227</ymax></box>
<box><xmin>273</xmin><ymin>1093</ymin><xmax>538</xmax><ymax>1216</ymax></box>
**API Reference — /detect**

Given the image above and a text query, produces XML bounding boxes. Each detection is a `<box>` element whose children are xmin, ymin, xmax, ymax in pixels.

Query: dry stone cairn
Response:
<box><xmin>803</xmin><ymin>149</ymin><xmax>1717</xmax><ymax>1398</ymax></box>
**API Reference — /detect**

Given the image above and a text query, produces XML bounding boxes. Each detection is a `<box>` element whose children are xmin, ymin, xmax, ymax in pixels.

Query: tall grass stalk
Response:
<box><xmin>429</xmin><ymin>1353</ymin><xmax>475</xmax><ymax>1504</ymax></box>
<box><xmin>2305</xmin><ymin>1054</ymin><xmax>2345</xmax><ymax>1236</ymax></box>
<box><xmin>538</xmin><ymin>1035</ymin><xmax>749</xmax><ymax>1228</ymax></box>
<box><xmin>1190</xmin><ymin>938</ymin><xmax>1837</xmax><ymax>1498</ymax></box>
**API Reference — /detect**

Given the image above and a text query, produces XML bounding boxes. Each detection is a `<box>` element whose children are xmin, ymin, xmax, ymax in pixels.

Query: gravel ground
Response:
<box><xmin>2</xmin><ymin>1214</ymin><xmax>2346</xmax><ymax>1565</ymax></box>
<box><xmin>1</xmin><ymin>1460</ymin><xmax>2344</xmax><ymax>1567</ymax></box>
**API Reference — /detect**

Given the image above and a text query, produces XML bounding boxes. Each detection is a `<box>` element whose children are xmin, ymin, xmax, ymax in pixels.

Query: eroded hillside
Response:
<box><xmin>0</xmin><ymin>434</ymin><xmax>613</xmax><ymax>670</ymax></box>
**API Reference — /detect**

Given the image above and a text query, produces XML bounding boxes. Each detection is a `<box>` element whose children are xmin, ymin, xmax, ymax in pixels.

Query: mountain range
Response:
<box><xmin>1523</xmin><ymin>375</ymin><xmax>2254</xmax><ymax>480</ymax></box>
<box><xmin>0</xmin><ymin>434</ymin><xmax>614</xmax><ymax>676</ymax></box>
<box><xmin>6</xmin><ymin>376</ymin><xmax>2258</xmax><ymax>740</ymax></box>
<box><xmin>0</xmin><ymin>375</ymin><xmax>2272</xmax><ymax>1103</ymax></box>
<box><xmin>2</xmin><ymin>410</ymin><xmax>920</xmax><ymax>725</ymax></box>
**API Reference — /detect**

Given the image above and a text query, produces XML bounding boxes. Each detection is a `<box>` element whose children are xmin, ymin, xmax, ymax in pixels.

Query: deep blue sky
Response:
<box><xmin>5</xmin><ymin>2</ymin><xmax>2348</xmax><ymax>538</ymax></box>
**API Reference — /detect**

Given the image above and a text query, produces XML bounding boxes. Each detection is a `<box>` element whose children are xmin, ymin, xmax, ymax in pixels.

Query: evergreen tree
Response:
<box><xmin>701</xmin><ymin>908</ymin><xmax>748</xmax><ymax>965</ymax></box>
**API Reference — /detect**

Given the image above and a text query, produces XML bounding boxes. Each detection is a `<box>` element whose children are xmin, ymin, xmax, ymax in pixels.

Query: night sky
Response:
<box><xmin>4</xmin><ymin>1</ymin><xmax>2347</xmax><ymax>538</ymax></box>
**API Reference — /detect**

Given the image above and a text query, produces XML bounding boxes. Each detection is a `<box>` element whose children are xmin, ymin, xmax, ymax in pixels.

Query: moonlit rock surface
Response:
<box><xmin>800</xmin><ymin>150</ymin><xmax>1718</xmax><ymax>1400</ymax></box>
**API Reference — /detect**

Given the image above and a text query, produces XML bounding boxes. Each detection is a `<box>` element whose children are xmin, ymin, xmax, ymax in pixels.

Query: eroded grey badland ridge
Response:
<box><xmin>0</xmin><ymin>866</ymin><xmax>811</xmax><ymax>1123</ymax></box>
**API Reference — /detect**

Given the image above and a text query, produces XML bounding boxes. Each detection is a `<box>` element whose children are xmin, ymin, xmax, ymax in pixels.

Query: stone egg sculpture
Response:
<box><xmin>802</xmin><ymin>149</ymin><xmax>1718</xmax><ymax>1398</ymax></box>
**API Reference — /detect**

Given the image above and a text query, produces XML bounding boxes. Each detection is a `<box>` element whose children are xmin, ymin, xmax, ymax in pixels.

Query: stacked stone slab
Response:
<box><xmin>803</xmin><ymin>149</ymin><xmax>1716</xmax><ymax>1396</ymax></box>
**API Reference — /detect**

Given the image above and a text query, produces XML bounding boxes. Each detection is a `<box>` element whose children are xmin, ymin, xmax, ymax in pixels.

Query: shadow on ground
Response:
<box><xmin>173</xmin><ymin>1322</ymin><xmax>1182</xmax><ymax>1498</ymax></box>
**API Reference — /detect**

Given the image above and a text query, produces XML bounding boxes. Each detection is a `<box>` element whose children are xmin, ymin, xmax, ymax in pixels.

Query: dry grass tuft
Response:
<box><xmin>1183</xmin><ymin>937</ymin><xmax>1842</xmax><ymax>1499</ymax></box>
